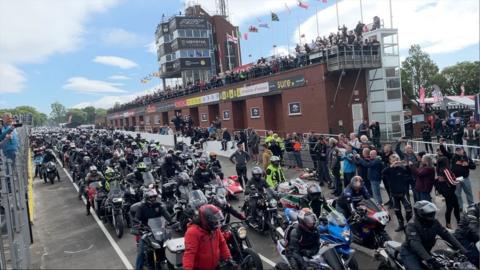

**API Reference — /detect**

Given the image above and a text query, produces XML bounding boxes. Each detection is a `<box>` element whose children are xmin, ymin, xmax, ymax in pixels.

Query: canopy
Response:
<box><xmin>431</xmin><ymin>95</ymin><xmax>475</xmax><ymax>110</ymax></box>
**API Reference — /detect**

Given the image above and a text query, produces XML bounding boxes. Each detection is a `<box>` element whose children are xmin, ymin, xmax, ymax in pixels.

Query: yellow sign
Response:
<box><xmin>220</xmin><ymin>88</ymin><xmax>241</xmax><ymax>101</ymax></box>
<box><xmin>186</xmin><ymin>97</ymin><xmax>201</xmax><ymax>106</ymax></box>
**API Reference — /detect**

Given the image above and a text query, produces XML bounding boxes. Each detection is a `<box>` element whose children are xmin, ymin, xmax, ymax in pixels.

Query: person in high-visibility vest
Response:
<box><xmin>266</xmin><ymin>156</ymin><xmax>286</xmax><ymax>188</ymax></box>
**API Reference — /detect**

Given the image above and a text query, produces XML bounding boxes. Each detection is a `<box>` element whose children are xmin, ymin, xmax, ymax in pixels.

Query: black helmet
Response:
<box><xmin>297</xmin><ymin>208</ymin><xmax>317</xmax><ymax>232</ymax></box>
<box><xmin>198</xmin><ymin>158</ymin><xmax>207</xmax><ymax>169</ymax></box>
<box><xmin>414</xmin><ymin>200</ymin><xmax>437</xmax><ymax>224</ymax></box>
<box><xmin>251</xmin><ymin>166</ymin><xmax>263</xmax><ymax>181</ymax></box>
<box><xmin>164</xmin><ymin>154</ymin><xmax>173</xmax><ymax>164</ymax></box>
<box><xmin>119</xmin><ymin>158</ymin><xmax>127</xmax><ymax>168</ymax></box>
<box><xmin>307</xmin><ymin>183</ymin><xmax>322</xmax><ymax>200</ymax></box>
<box><xmin>198</xmin><ymin>204</ymin><xmax>224</xmax><ymax>231</ymax></box>
<box><xmin>177</xmin><ymin>172</ymin><xmax>190</xmax><ymax>185</ymax></box>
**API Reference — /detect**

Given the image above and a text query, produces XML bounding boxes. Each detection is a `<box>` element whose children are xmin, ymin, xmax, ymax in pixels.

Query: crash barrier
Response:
<box><xmin>407</xmin><ymin>139</ymin><xmax>480</xmax><ymax>161</ymax></box>
<box><xmin>0</xmin><ymin>127</ymin><xmax>32</xmax><ymax>270</ymax></box>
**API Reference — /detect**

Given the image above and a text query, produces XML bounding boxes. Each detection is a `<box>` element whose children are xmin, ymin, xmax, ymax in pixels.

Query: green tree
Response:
<box><xmin>441</xmin><ymin>61</ymin><xmax>480</xmax><ymax>95</ymax></box>
<box><xmin>67</xmin><ymin>109</ymin><xmax>87</xmax><ymax>126</ymax></box>
<box><xmin>0</xmin><ymin>106</ymin><xmax>47</xmax><ymax>126</ymax></box>
<box><xmin>95</xmin><ymin>108</ymin><xmax>107</xmax><ymax>117</ymax></box>
<box><xmin>81</xmin><ymin>106</ymin><xmax>96</xmax><ymax>123</ymax></box>
<box><xmin>50</xmin><ymin>102</ymin><xmax>67</xmax><ymax>123</ymax></box>
<box><xmin>401</xmin><ymin>44</ymin><xmax>439</xmax><ymax>98</ymax></box>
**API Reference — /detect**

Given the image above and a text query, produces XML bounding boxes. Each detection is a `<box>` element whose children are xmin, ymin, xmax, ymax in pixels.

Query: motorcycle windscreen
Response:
<box><xmin>142</xmin><ymin>172</ymin><xmax>155</xmax><ymax>186</ymax></box>
<box><xmin>214</xmin><ymin>187</ymin><xmax>228</xmax><ymax>206</ymax></box>
<box><xmin>188</xmin><ymin>190</ymin><xmax>208</xmax><ymax>209</ymax></box>
<box><xmin>327</xmin><ymin>211</ymin><xmax>347</xmax><ymax>227</ymax></box>
<box><xmin>88</xmin><ymin>181</ymin><xmax>102</xmax><ymax>189</ymax></box>
<box><xmin>108</xmin><ymin>181</ymin><xmax>124</xmax><ymax>197</ymax></box>
<box><xmin>147</xmin><ymin>217</ymin><xmax>167</xmax><ymax>242</ymax></box>
<box><xmin>143</xmin><ymin>157</ymin><xmax>152</xmax><ymax>167</ymax></box>
<box><xmin>360</xmin><ymin>199</ymin><xmax>382</xmax><ymax>212</ymax></box>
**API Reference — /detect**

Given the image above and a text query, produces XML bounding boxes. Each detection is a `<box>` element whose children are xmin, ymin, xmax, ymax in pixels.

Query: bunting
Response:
<box><xmin>298</xmin><ymin>0</ymin><xmax>309</xmax><ymax>9</ymax></box>
<box><xmin>226</xmin><ymin>33</ymin><xmax>238</xmax><ymax>44</ymax></box>
<box><xmin>140</xmin><ymin>71</ymin><xmax>161</xmax><ymax>84</ymax></box>
<box><xmin>248</xmin><ymin>25</ymin><xmax>259</xmax><ymax>32</ymax></box>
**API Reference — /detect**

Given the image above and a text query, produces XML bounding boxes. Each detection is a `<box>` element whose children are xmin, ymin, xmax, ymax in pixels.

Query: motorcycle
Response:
<box><xmin>222</xmin><ymin>222</ymin><xmax>263</xmax><ymax>270</ymax></box>
<box><xmin>174</xmin><ymin>189</ymin><xmax>208</xmax><ymax>233</ymax></box>
<box><xmin>140</xmin><ymin>217</ymin><xmax>173</xmax><ymax>270</ymax></box>
<box><xmin>243</xmin><ymin>186</ymin><xmax>282</xmax><ymax>242</ymax></box>
<box><xmin>44</xmin><ymin>161</ymin><xmax>59</xmax><ymax>184</ymax></box>
<box><xmin>161</xmin><ymin>179</ymin><xmax>178</xmax><ymax>215</ymax></box>
<box><xmin>101</xmin><ymin>179</ymin><xmax>126</xmax><ymax>238</ymax></box>
<box><xmin>344</xmin><ymin>199</ymin><xmax>391</xmax><ymax>249</ymax></box>
<box><xmin>33</xmin><ymin>153</ymin><xmax>43</xmax><ymax>178</ymax></box>
<box><xmin>223</xmin><ymin>175</ymin><xmax>244</xmax><ymax>200</ymax></box>
<box><xmin>282</xmin><ymin>207</ymin><xmax>358</xmax><ymax>269</ymax></box>
<box><xmin>376</xmin><ymin>241</ymin><xmax>477</xmax><ymax>270</ymax></box>
<box><xmin>274</xmin><ymin>227</ymin><xmax>348</xmax><ymax>270</ymax></box>
<box><xmin>277</xmin><ymin>178</ymin><xmax>309</xmax><ymax>209</ymax></box>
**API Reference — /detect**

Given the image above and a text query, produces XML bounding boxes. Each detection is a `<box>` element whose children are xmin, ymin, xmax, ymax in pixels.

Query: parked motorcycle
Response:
<box><xmin>223</xmin><ymin>175</ymin><xmax>244</xmax><ymax>200</ymax></box>
<box><xmin>376</xmin><ymin>240</ymin><xmax>477</xmax><ymax>270</ymax></box>
<box><xmin>222</xmin><ymin>222</ymin><xmax>263</xmax><ymax>270</ymax></box>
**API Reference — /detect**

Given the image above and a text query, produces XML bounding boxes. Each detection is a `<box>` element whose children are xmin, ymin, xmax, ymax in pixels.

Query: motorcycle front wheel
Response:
<box><xmin>240</xmin><ymin>248</ymin><xmax>263</xmax><ymax>270</ymax></box>
<box><xmin>114</xmin><ymin>214</ymin><xmax>124</xmax><ymax>238</ymax></box>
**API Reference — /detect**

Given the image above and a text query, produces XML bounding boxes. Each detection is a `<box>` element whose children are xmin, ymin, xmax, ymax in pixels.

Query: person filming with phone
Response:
<box><xmin>1</xmin><ymin>113</ymin><xmax>20</xmax><ymax>162</ymax></box>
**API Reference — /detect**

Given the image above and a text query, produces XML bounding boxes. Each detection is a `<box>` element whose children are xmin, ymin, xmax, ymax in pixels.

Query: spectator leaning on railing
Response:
<box><xmin>1</xmin><ymin>113</ymin><xmax>20</xmax><ymax>162</ymax></box>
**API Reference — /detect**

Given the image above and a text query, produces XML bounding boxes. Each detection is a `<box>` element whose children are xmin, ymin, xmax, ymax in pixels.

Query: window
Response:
<box><xmin>386</xmin><ymin>78</ymin><xmax>400</xmax><ymax>89</ymax></box>
<box><xmin>177</xmin><ymin>29</ymin><xmax>185</xmax><ymax>38</ymax></box>
<box><xmin>201</xmin><ymin>30</ymin><xmax>207</xmax><ymax>38</ymax></box>
<box><xmin>193</xmin><ymin>30</ymin><xmax>200</xmax><ymax>38</ymax></box>
<box><xmin>385</xmin><ymin>67</ymin><xmax>399</xmax><ymax>78</ymax></box>
<box><xmin>186</xmin><ymin>29</ymin><xmax>193</xmax><ymax>38</ymax></box>
<box><xmin>387</xmin><ymin>89</ymin><xmax>401</xmax><ymax>99</ymax></box>
<box><xmin>203</xmin><ymin>50</ymin><xmax>210</xmax><ymax>57</ymax></box>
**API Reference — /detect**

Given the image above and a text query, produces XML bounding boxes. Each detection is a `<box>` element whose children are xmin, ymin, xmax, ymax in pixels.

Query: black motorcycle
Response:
<box><xmin>43</xmin><ymin>161</ymin><xmax>59</xmax><ymax>184</ymax></box>
<box><xmin>139</xmin><ymin>217</ymin><xmax>172</xmax><ymax>270</ymax></box>
<box><xmin>101</xmin><ymin>179</ymin><xmax>126</xmax><ymax>238</ymax></box>
<box><xmin>174</xmin><ymin>189</ymin><xmax>208</xmax><ymax>233</ymax></box>
<box><xmin>243</xmin><ymin>186</ymin><xmax>282</xmax><ymax>242</ymax></box>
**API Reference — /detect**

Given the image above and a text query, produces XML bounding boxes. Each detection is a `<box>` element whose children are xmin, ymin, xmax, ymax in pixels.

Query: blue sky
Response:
<box><xmin>1</xmin><ymin>0</ymin><xmax>478</xmax><ymax>115</ymax></box>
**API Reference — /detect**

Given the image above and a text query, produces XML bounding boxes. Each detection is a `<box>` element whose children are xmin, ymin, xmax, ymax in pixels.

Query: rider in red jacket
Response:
<box><xmin>183</xmin><ymin>204</ymin><xmax>233</xmax><ymax>270</ymax></box>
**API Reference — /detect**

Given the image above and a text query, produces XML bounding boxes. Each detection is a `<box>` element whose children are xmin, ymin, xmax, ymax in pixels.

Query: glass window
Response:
<box><xmin>201</xmin><ymin>30</ymin><xmax>207</xmax><ymax>38</ymax></box>
<box><xmin>186</xmin><ymin>29</ymin><xmax>193</xmax><ymax>38</ymax></box>
<box><xmin>193</xmin><ymin>30</ymin><xmax>200</xmax><ymax>38</ymax></box>
<box><xmin>387</xmin><ymin>89</ymin><xmax>401</xmax><ymax>100</ymax></box>
<box><xmin>385</xmin><ymin>67</ymin><xmax>399</xmax><ymax>78</ymax></box>
<box><xmin>386</xmin><ymin>78</ymin><xmax>400</xmax><ymax>89</ymax></box>
<box><xmin>188</xmin><ymin>50</ymin><xmax>194</xmax><ymax>57</ymax></box>
<box><xmin>203</xmin><ymin>50</ymin><xmax>209</xmax><ymax>57</ymax></box>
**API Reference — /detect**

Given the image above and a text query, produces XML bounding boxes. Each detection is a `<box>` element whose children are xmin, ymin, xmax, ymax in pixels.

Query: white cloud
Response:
<box><xmin>270</xmin><ymin>45</ymin><xmax>293</xmax><ymax>57</ymax></box>
<box><xmin>63</xmin><ymin>77</ymin><xmax>127</xmax><ymax>94</ymax></box>
<box><xmin>0</xmin><ymin>0</ymin><xmax>119</xmax><ymax>93</ymax></box>
<box><xmin>93</xmin><ymin>56</ymin><xmax>138</xmax><ymax>69</ymax></box>
<box><xmin>108</xmin><ymin>75</ymin><xmax>131</xmax><ymax>80</ymax></box>
<box><xmin>191</xmin><ymin>0</ymin><xmax>299</xmax><ymax>25</ymax></box>
<box><xmin>101</xmin><ymin>28</ymin><xmax>144</xmax><ymax>47</ymax></box>
<box><xmin>293</xmin><ymin>0</ymin><xmax>479</xmax><ymax>55</ymax></box>
<box><xmin>146</xmin><ymin>41</ymin><xmax>158</xmax><ymax>54</ymax></box>
<box><xmin>73</xmin><ymin>85</ymin><xmax>160</xmax><ymax>109</ymax></box>
<box><xmin>0</xmin><ymin>63</ymin><xmax>26</xmax><ymax>93</ymax></box>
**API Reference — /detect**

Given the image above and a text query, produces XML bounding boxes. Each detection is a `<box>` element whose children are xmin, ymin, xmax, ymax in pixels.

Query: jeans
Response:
<box><xmin>444</xmin><ymin>190</ymin><xmax>460</xmax><ymax>225</ymax></box>
<box><xmin>371</xmin><ymin>181</ymin><xmax>383</xmax><ymax>205</ymax></box>
<box><xmin>400</xmin><ymin>247</ymin><xmax>424</xmax><ymax>270</ymax></box>
<box><xmin>135</xmin><ymin>238</ymin><xmax>146</xmax><ymax>270</ymax></box>
<box><xmin>424</xmin><ymin>142</ymin><xmax>433</xmax><ymax>153</ymax></box>
<box><xmin>392</xmin><ymin>193</ymin><xmax>412</xmax><ymax>224</ymax></box>
<box><xmin>455</xmin><ymin>177</ymin><xmax>474</xmax><ymax>209</ymax></box>
<box><xmin>416</xmin><ymin>191</ymin><xmax>431</xmax><ymax>202</ymax></box>
<box><xmin>236</xmin><ymin>166</ymin><xmax>247</xmax><ymax>188</ymax></box>
<box><xmin>293</xmin><ymin>151</ymin><xmax>303</xmax><ymax>168</ymax></box>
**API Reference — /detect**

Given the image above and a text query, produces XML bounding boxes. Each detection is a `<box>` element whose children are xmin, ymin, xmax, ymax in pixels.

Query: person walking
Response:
<box><xmin>247</xmin><ymin>129</ymin><xmax>260</xmax><ymax>164</ymax></box>
<box><xmin>229</xmin><ymin>143</ymin><xmax>250</xmax><ymax>188</ymax></box>
<box><xmin>451</xmin><ymin>147</ymin><xmax>475</xmax><ymax>210</ymax></box>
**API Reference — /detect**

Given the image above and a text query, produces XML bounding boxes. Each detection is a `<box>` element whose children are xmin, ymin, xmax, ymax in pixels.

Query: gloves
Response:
<box><xmin>426</xmin><ymin>257</ymin><xmax>443</xmax><ymax>270</ymax></box>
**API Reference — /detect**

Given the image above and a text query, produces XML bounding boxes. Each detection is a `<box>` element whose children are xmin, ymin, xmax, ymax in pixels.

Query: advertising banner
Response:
<box><xmin>175</xmin><ymin>100</ymin><xmax>187</xmax><ymax>108</ymax></box>
<box><xmin>240</xmin><ymin>82</ymin><xmax>269</xmax><ymax>97</ymax></box>
<box><xmin>179</xmin><ymin>58</ymin><xmax>211</xmax><ymax>68</ymax></box>
<box><xmin>157</xmin><ymin>103</ymin><xmax>175</xmax><ymax>112</ymax></box>
<box><xmin>177</xmin><ymin>38</ymin><xmax>209</xmax><ymax>49</ymax></box>
<box><xmin>176</xmin><ymin>17</ymin><xmax>208</xmax><ymax>29</ymax></box>
<box><xmin>220</xmin><ymin>88</ymin><xmax>242</xmax><ymax>101</ymax></box>
<box><xmin>269</xmin><ymin>75</ymin><xmax>306</xmax><ymax>91</ymax></box>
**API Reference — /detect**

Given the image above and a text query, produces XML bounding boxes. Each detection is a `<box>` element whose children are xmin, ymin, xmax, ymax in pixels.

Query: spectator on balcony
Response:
<box><xmin>372</xmin><ymin>16</ymin><xmax>381</xmax><ymax>30</ymax></box>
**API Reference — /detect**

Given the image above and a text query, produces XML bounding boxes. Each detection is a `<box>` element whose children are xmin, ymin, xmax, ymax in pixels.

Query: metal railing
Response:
<box><xmin>407</xmin><ymin>139</ymin><xmax>480</xmax><ymax>161</ymax></box>
<box><xmin>0</xmin><ymin>127</ymin><xmax>32</xmax><ymax>270</ymax></box>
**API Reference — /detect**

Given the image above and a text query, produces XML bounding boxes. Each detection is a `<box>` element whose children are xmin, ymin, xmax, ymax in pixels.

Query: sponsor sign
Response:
<box><xmin>157</xmin><ymin>103</ymin><xmax>175</xmax><ymax>112</ymax></box>
<box><xmin>175</xmin><ymin>100</ymin><xmax>187</xmax><ymax>108</ymax></box>
<box><xmin>177</xmin><ymin>38</ymin><xmax>209</xmax><ymax>49</ymax></box>
<box><xmin>146</xmin><ymin>105</ymin><xmax>156</xmax><ymax>114</ymax></box>
<box><xmin>179</xmin><ymin>58</ymin><xmax>211</xmax><ymax>68</ymax></box>
<box><xmin>220</xmin><ymin>88</ymin><xmax>242</xmax><ymax>101</ymax></box>
<box><xmin>240</xmin><ymin>82</ymin><xmax>269</xmax><ymax>97</ymax></box>
<box><xmin>269</xmin><ymin>75</ymin><xmax>306</xmax><ymax>91</ymax></box>
<box><xmin>176</xmin><ymin>17</ymin><xmax>208</xmax><ymax>29</ymax></box>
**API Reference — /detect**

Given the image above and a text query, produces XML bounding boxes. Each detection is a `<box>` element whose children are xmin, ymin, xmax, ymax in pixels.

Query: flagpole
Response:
<box><xmin>315</xmin><ymin>4</ymin><xmax>319</xmax><ymax>37</ymax></box>
<box><xmin>360</xmin><ymin>0</ymin><xmax>364</xmax><ymax>22</ymax></box>
<box><xmin>297</xmin><ymin>16</ymin><xmax>301</xmax><ymax>44</ymax></box>
<box><xmin>226</xmin><ymin>39</ymin><xmax>232</xmax><ymax>71</ymax></box>
<box><xmin>336</xmin><ymin>0</ymin><xmax>340</xmax><ymax>29</ymax></box>
<box><xmin>389</xmin><ymin>0</ymin><xmax>393</xmax><ymax>28</ymax></box>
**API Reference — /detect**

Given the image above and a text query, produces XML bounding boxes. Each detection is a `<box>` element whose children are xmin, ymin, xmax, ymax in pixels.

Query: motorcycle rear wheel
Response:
<box><xmin>241</xmin><ymin>248</ymin><xmax>263</xmax><ymax>270</ymax></box>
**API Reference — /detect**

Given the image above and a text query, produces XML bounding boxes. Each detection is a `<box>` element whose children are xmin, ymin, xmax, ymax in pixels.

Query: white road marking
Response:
<box><xmin>55</xmin><ymin>157</ymin><xmax>134</xmax><ymax>270</ymax></box>
<box><xmin>64</xmin><ymin>244</ymin><xmax>94</xmax><ymax>254</ymax></box>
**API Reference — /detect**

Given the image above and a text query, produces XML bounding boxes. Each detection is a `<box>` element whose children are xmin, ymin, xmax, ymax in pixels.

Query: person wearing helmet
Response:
<box><xmin>285</xmin><ymin>208</ymin><xmax>320</xmax><ymax>270</ymax></box>
<box><xmin>116</xmin><ymin>158</ymin><xmax>132</xmax><ymax>178</ymax></box>
<box><xmin>84</xmin><ymin>165</ymin><xmax>105</xmax><ymax>215</ymax></box>
<box><xmin>245</xmin><ymin>167</ymin><xmax>269</xmax><ymax>226</ymax></box>
<box><xmin>208</xmin><ymin>152</ymin><xmax>223</xmax><ymax>179</ymax></box>
<box><xmin>299</xmin><ymin>183</ymin><xmax>326</xmax><ymax>218</ymax></box>
<box><xmin>41</xmin><ymin>148</ymin><xmax>59</xmax><ymax>180</ymax></box>
<box><xmin>134</xmin><ymin>187</ymin><xmax>172</xmax><ymax>270</ymax></box>
<box><xmin>103</xmin><ymin>167</ymin><xmax>116</xmax><ymax>192</ymax></box>
<box><xmin>335</xmin><ymin>176</ymin><xmax>371</xmax><ymax>219</ymax></box>
<box><xmin>158</xmin><ymin>154</ymin><xmax>181</xmax><ymax>180</ymax></box>
<box><xmin>266</xmin><ymin>155</ymin><xmax>285</xmax><ymax>188</ymax></box>
<box><xmin>126</xmin><ymin>162</ymin><xmax>148</xmax><ymax>186</ymax></box>
<box><xmin>453</xmin><ymin>202</ymin><xmax>479</xmax><ymax>265</ymax></box>
<box><xmin>183</xmin><ymin>204</ymin><xmax>234</xmax><ymax>270</ymax></box>
<box><xmin>400</xmin><ymin>201</ymin><xmax>468</xmax><ymax>270</ymax></box>
<box><xmin>193</xmin><ymin>158</ymin><xmax>215</xmax><ymax>191</ymax></box>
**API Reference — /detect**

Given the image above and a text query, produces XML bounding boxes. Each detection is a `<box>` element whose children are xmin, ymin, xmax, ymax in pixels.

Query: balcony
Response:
<box><xmin>326</xmin><ymin>44</ymin><xmax>382</xmax><ymax>72</ymax></box>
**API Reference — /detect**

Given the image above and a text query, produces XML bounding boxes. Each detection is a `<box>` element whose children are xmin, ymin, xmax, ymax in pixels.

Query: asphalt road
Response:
<box><xmin>30</xmin><ymin>156</ymin><xmax>479</xmax><ymax>269</ymax></box>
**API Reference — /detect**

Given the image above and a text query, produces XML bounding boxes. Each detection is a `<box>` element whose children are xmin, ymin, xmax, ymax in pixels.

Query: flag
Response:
<box><xmin>226</xmin><ymin>33</ymin><xmax>238</xmax><ymax>44</ymax></box>
<box><xmin>259</xmin><ymin>23</ymin><xmax>269</xmax><ymax>28</ymax></box>
<box><xmin>460</xmin><ymin>84</ymin><xmax>465</xmax><ymax>96</ymax></box>
<box><xmin>243</xmin><ymin>32</ymin><xmax>248</xmax><ymax>40</ymax></box>
<box><xmin>298</xmin><ymin>0</ymin><xmax>309</xmax><ymax>9</ymax></box>
<box><xmin>300</xmin><ymin>33</ymin><xmax>305</xmax><ymax>38</ymax></box>
<box><xmin>271</xmin><ymin>12</ymin><xmax>279</xmax><ymax>21</ymax></box>
<box><xmin>432</xmin><ymin>85</ymin><xmax>443</xmax><ymax>103</ymax></box>
<box><xmin>419</xmin><ymin>86</ymin><xmax>425</xmax><ymax>104</ymax></box>
<box><xmin>285</xmin><ymin>3</ymin><xmax>291</xmax><ymax>14</ymax></box>
<box><xmin>319</xmin><ymin>0</ymin><xmax>327</xmax><ymax>3</ymax></box>
<box><xmin>248</xmin><ymin>25</ymin><xmax>258</xmax><ymax>32</ymax></box>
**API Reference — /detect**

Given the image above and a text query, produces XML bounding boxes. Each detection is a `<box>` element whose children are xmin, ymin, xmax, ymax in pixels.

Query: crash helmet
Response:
<box><xmin>89</xmin><ymin>165</ymin><xmax>98</xmax><ymax>176</ymax></box>
<box><xmin>270</xmin><ymin>156</ymin><xmax>280</xmax><ymax>166</ymax></box>
<box><xmin>297</xmin><ymin>208</ymin><xmax>317</xmax><ymax>232</ymax></box>
<box><xmin>164</xmin><ymin>154</ymin><xmax>173</xmax><ymax>164</ymax></box>
<box><xmin>198</xmin><ymin>204</ymin><xmax>224</xmax><ymax>231</ymax></box>
<box><xmin>177</xmin><ymin>172</ymin><xmax>190</xmax><ymax>185</ymax></box>
<box><xmin>186</xmin><ymin>159</ymin><xmax>194</xmax><ymax>170</ymax></box>
<box><xmin>118</xmin><ymin>158</ymin><xmax>127</xmax><ymax>168</ymax></box>
<box><xmin>413</xmin><ymin>200</ymin><xmax>438</xmax><ymax>225</ymax></box>
<box><xmin>136</xmin><ymin>162</ymin><xmax>147</xmax><ymax>173</ymax></box>
<box><xmin>307</xmin><ymin>183</ymin><xmax>322</xmax><ymax>201</ymax></box>
<box><xmin>144</xmin><ymin>188</ymin><xmax>158</xmax><ymax>204</ymax></box>
<box><xmin>83</xmin><ymin>156</ymin><xmax>91</xmax><ymax>164</ymax></box>
<box><xmin>104</xmin><ymin>167</ymin><xmax>115</xmax><ymax>180</ymax></box>
<box><xmin>251</xmin><ymin>166</ymin><xmax>263</xmax><ymax>181</ymax></box>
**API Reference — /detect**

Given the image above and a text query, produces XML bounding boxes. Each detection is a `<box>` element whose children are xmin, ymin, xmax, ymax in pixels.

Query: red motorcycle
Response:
<box><xmin>223</xmin><ymin>175</ymin><xmax>244</xmax><ymax>199</ymax></box>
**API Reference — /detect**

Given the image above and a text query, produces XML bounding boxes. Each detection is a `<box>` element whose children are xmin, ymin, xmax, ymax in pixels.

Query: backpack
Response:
<box><xmin>284</xmin><ymin>222</ymin><xmax>298</xmax><ymax>247</ymax></box>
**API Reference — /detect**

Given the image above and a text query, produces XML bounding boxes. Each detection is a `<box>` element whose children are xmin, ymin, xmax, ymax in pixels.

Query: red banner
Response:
<box><xmin>175</xmin><ymin>100</ymin><xmax>187</xmax><ymax>108</ymax></box>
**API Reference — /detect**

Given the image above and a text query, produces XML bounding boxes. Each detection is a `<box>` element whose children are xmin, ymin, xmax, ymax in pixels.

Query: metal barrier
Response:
<box><xmin>407</xmin><ymin>139</ymin><xmax>480</xmax><ymax>161</ymax></box>
<box><xmin>0</xmin><ymin>127</ymin><xmax>32</xmax><ymax>270</ymax></box>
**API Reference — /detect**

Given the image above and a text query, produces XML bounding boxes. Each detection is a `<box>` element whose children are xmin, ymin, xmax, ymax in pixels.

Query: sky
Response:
<box><xmin>0</xmin><ymin>0</ymin><xmax>478</xmax><ymax>115</ymax></box>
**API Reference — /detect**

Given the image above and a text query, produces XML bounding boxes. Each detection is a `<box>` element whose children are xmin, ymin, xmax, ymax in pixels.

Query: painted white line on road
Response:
<box><xmin>64</xmin><ymin>244</ymin><xmax>94</xmax><ymax>254</ymax></box>
<box><xmin>56</xmin><ymin>157</ymin><xmax>134</xmax><ymax>270</ymax></box>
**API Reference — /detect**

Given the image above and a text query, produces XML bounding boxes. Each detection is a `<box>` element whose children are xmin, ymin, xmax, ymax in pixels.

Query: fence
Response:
<box><xmin>407</xmin><ymin>139</ymin><xmax>480</xmax><ymax>161</ymax></box>
<box><xmin>0</xmin><ymin>127</ymin><xmax>32</xmax><ymax>270</ymax></box>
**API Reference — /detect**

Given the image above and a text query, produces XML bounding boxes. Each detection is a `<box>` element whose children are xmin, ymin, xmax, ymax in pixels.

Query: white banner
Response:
<box><xmin>239</xmin><ymin>82</ymin><xmax>269</xmax><ymax>97</ymax></box>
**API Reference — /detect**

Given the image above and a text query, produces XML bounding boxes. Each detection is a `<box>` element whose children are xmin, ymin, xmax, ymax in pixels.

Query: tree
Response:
<box><xmin>95</xmin><ymin>108</ymin><xmax>107</xmax><ymax>117</ymax></box>
<box><xmin>50</xmin><ymin>102</ymin><xmax>67</xmax><ymax>123</ymax></box>
<box><xmin>82</xmin><ymin>106</ymin><xmax>96</xmax><ymax>124</ymax></box>
<box><xmin>401</xmin><ymin>45</ymin><xmax>439</xmax><ymax>98</ymax></box>
<box><xmin>0</xmin><ymin>106</ymin><xmax>47</xmax><ymax>126</ymax></box>
<box><xmin>441</xmin><ymin>61</ymin><xmax>480</xmax><ymax>95</ymax></box>
<box><xmin>67</xmin><ymin>109</ymin><xmax>87</xmax><ymax>126</ymax></box>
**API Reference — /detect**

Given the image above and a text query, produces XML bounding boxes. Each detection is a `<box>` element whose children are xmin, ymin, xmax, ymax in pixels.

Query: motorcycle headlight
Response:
<box><xmin>269</xmin><ymin>199</ymin><xmax>278</xmax><ymax>208</ymax></box>
<box><xmin>237</xmin><ymin>227</ymin><xmax>247</xmax><ymax>239</ymax></box>
<box><xmin>112</xmin><ymin>198</ymin><xmax>123</xmax><ymax>203</ymax></box>
<box><xmin>151</xmin><ymin>240</ymin><xmax>162</xmax><ymax>249</ymax></box>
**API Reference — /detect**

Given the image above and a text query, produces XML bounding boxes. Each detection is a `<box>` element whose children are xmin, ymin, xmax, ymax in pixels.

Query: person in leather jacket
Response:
<box><xmin>299</xmin><ymin>183</ymin><xmax>327</xmax><ymax>218</ymax></box>
<box><xmin>208</xmin><ymin>152</ymin><xmax>223</xmax><ymax>179</ymax></box>
<box><xmin>84</xmin><ymin>165</ymin><xmax>105</xmax><ymax>216</ymax></box>
<box><xmin>192</xmin><ymin>158</ymin><xmax>215</xmax><ymax>191</ymax></box>
<box><xmin>454</xmin><ymin>202</ymin><xmax>479</xmax><ymax>265</ymax></box>
<box><xmin>285</xmin><ymin>209</ymin><xmax>320</xmax><ymax>270</ymax></box>
<box><xmin>244</xmin><ymin>167</ymin><xmax>269</xmax><ymax>225</ymax></box>
<box><xmin>158</xmin><ymin>154</ymin><xmax>181</xmax><ymax>180</ymax></box>
<box><xmin>400</xmin><ymin>201</ymin><xmax>468</xmax><ymax>270</ymax></box>
<box><xmin>335</xmin><ymin>176</ymin><xmax>371</xmax><ymax>219</ymax></box>
<box><xmin>116</xmin><ymin>158</ymin><xmax>132</xmax><ymax>178</ymax></box>
<box><xmin>126</xmin><ymin>162</ymin><xmax>148</xmax><ymax>186</ymax></box>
